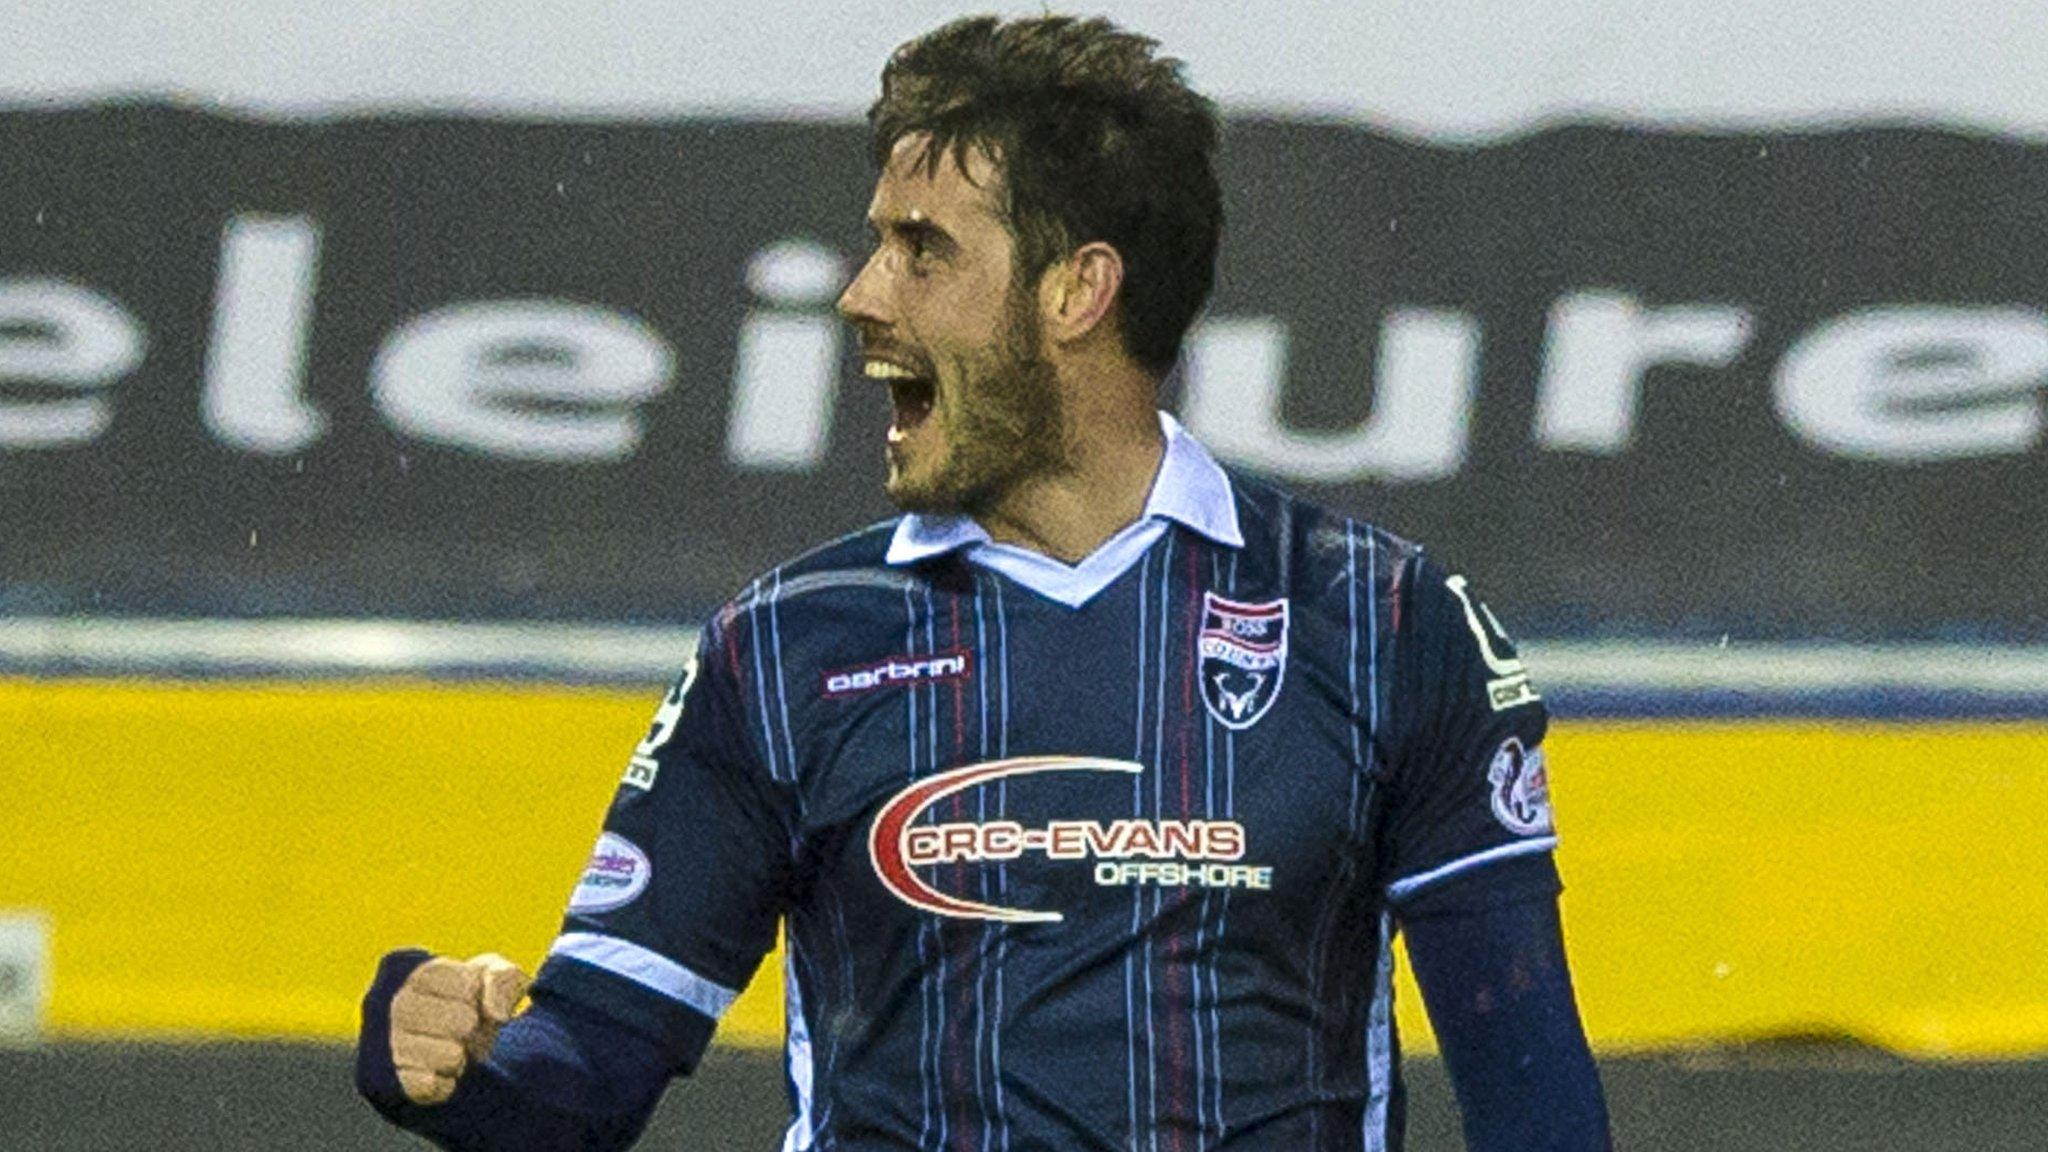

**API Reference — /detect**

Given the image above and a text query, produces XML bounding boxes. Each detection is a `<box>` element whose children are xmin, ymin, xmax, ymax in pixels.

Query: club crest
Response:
<box><xmin>1197</xmin><ymin>593</ymin><xmax>1289</xmax><ymax>730</ymax></box>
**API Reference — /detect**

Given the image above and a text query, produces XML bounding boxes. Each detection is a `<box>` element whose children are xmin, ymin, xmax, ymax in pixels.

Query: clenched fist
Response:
<box><xmin>387</xmin><ymin>952</ymin><xmax>532</xmax><ymax>1105</ymax></box>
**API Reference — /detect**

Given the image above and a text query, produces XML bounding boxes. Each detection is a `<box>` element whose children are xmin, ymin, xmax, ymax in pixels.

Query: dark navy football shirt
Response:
<box><xmin>533</xmin><ymin>416</ymin><xmax>1561</xmax><ymax>1151</ymax></box>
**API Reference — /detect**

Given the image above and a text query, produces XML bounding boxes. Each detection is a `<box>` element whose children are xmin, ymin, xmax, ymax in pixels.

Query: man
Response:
<box><xmin>357</xmin><ymin>14</ymin><xmax>1612</xmax><ymax>1151</ymax></box>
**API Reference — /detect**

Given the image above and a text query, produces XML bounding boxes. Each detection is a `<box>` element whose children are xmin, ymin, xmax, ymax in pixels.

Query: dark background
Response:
<box><xmin>4</xmin><ymin>108</ymin><xmax>2043</xmax><ymax>639</ymax></box>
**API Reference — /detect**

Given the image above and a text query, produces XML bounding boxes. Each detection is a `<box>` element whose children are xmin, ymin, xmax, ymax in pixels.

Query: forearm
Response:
<box><xmin>1401</xmin><ymin>880</ymin><xmax>1612</xmax><ymax>1151</ymax></box>
<box><xmin>356</xmin><ymin>951</ymin><xmax>672</xmax><ymax>1152</ymax></box>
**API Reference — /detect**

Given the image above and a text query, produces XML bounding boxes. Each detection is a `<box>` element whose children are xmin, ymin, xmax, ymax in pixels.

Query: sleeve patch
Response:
<box><xmin>1445</xmin><ymin>573</ymin><xmax>1542</xmax><ymax>712</ymax></box>
<box><xmin>569</xmin><ymin>832</ymin><xmax>652</xmax><ymax>913</ymax></box>
<box><xmin>1487</xmin><ymin>738</ymin><xmax>1554</xmax><ymax>836</ymax></box>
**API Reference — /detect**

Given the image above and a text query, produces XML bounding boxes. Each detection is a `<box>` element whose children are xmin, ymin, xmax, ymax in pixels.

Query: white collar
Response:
<box><xmin>884</xmin><ymin>412</ymin><xmax>1242</xmax><ymax>607</ymax></box>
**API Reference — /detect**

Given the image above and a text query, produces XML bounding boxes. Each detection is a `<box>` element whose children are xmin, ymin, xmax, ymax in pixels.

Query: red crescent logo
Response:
<box><xmin>867</xmin><ymin>755</ymin><xmax>1143</xmax><ymax>923</ymax></box>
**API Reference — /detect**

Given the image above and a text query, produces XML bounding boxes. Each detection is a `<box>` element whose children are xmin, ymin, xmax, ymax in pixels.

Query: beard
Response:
<box><xmin>885</xmin><ymin>287</ymin><xmax>1068</xmax><ymax>515</ymax></box>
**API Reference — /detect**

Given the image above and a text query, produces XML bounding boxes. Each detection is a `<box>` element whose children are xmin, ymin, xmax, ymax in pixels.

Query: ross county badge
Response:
<box><xmin>1197</xmin><ymin>592</ymin><xmax>1289</xmax><ymax>730</ymax></box>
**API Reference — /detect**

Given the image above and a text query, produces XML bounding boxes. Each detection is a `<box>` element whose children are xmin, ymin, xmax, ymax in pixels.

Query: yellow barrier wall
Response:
<box><xmin>6</xmin><ymin>678</ymin><xmax>2046</xmax><ymax>1057</ymax></box>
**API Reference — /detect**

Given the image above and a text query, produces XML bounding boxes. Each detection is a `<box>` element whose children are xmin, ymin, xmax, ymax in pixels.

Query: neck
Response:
<box><xmin>976</xmin><ymin>396</ymin><xmax>1165</xmax><ymax>564</ymax></box>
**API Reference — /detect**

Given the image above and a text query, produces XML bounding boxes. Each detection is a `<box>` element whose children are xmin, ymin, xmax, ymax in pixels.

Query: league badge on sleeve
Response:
<box><xmin>1487</xmin><ymin>737</ymin><xmax>1554</xmax><ymax>836</ymax></box>
<box><xmin>568</xmin><ymin>832</ymin><xmax>652</xmax><ymax>913</ymax></box>
<box><xmin>1197</xmin><ymin>593</ymin><xmax>1289</xmax><ymax>730</ymax></box>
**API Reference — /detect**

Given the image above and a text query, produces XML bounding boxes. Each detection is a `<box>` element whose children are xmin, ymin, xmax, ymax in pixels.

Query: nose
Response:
<box><xmin>837</xmin><ymin>246</ymin><xmax>890</xmax><ymax>328</ymax></box>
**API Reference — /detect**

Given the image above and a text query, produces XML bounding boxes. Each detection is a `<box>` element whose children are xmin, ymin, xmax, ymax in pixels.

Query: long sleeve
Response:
<box><xmin>1401</xmin><ymin>866</ymin><xmax>1612</xmax><ymax>1152</ymax></box>
<box><xmin>355</xmin><ymin>949</ymin><xmax>677</xmax><ymax>1152</ymax></box>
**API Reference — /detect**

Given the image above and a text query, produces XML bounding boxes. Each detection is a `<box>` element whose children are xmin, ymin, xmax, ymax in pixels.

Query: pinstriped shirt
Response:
<box><xmin>533</xmin><ymin>422</ymin><xmax>1558</xmax><ymax>1151</ymax></box>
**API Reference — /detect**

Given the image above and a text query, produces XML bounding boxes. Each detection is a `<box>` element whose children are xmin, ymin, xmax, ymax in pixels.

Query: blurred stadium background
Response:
<box><xmin>3</xmin><ymin>0</ymin><xmax>2046</xmax><ymax>1147</ymax></box>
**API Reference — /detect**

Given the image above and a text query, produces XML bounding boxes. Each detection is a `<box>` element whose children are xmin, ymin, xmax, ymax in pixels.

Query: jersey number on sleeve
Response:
<box><xmin>624</xmin><ymin>660</ymin><xmax>695</xmax><ymax>790</ymax></box>
<box><xmin>1444</xmin><ymin>575</ymin><xmax>1541</xmax><ymax>712</ymax></box>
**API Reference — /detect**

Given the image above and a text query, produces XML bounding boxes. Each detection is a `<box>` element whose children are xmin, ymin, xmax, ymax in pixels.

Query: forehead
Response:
<box><xmin>865</xmin><ymin>133</ymin><xmax>1008</xmax><ymax>232</ymax></box>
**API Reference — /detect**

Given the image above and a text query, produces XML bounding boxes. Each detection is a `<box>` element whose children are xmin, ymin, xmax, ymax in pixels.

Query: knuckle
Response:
<box><xmin>398</xmin><ymin>1068</ymin><xmax>453</xmax><ymax>1104</ymax></box>
<box><xmin>403</xmin><ymin>1035</ymin><xmax>467</xmax><ymax>1074</ymax></box>
<box><xmin>394</xmin><ymin>1028</ymin><xmax>466</xmax><ymax>1072</ymax></box>
<box><xmin>413</xmin><ymin>956</ymin><xmax>479</xmax><ymax>997</ymax></box>
<box><xmin>394</xmin><ymin>1006</ymin><xmax>441</xmax><ymax>1039</ymax></box>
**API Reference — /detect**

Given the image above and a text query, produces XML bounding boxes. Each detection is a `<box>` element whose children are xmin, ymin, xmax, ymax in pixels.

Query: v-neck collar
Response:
<box><xmin>884</xmin><ymin>412</ymin><xmax>1243</xmax><ymax>608</ymax></box>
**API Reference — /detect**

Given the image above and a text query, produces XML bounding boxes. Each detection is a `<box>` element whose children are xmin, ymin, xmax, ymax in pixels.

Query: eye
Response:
<box><xmin>872</xmin><ymin>220</ymin><xmax>948</xmax><ymax>277</ymax></box>
<box><xmin>900</xmin><ymin>222</ymin><xmax>951</xmax><ymax>271</ymax></box>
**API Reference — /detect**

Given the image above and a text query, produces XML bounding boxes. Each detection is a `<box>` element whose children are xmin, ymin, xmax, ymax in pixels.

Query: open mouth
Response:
<box><xmin>864</xmin><ymin>359</ymin><xmax>936</xmax><ymax>434</ymax></box>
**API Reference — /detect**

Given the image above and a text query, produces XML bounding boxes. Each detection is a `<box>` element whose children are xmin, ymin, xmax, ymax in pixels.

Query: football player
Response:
<box><xmin>357</xmin><ymin>15</ymin><xmax>1611</xmax><ymax>1150</ymax></box>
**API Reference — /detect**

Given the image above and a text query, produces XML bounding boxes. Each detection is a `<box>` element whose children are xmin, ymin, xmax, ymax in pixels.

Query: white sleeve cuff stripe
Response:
<box><xmin>549</xmin><ymin>932</ymin><xmax>740</xmax><ymax>1019</ymax></box>
<box><xmin>1385</xmin><ymin>836</ymin><xmax>1558</xmax><ymax>902</ymax></box>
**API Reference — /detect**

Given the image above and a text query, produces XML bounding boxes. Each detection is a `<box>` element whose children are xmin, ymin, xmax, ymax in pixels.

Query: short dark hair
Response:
<box><xmin>868</xmin><ymin>15</ymin><xmax>1223</xmax><ymax>376</ymax></box>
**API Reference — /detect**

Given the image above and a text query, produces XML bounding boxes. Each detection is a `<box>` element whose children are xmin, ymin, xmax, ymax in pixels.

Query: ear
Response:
<box><xmin>1039</xmin><ymin>241</ymin><xmax>1125</xmax><ymax>345</ymax></box>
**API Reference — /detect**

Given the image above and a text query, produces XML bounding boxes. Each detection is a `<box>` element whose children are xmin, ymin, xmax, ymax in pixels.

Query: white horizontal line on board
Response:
<box><xmin>1</xmin><ymin>617</ymin><xmax>2043</xmax><ymax>694</ymax></box>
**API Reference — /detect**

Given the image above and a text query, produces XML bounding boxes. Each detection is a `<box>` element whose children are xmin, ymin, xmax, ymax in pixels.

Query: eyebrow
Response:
<box><xmin>866</xmin><ymin>214</ymin><xmax>958</xmax><ymax>254</ymax></box>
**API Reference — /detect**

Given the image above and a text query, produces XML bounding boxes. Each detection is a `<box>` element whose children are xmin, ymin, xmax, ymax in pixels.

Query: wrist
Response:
<box><xmin>354</xmin><ymin>948</ymin><xmax>438</xmax><ymax>1114</ymax></box>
